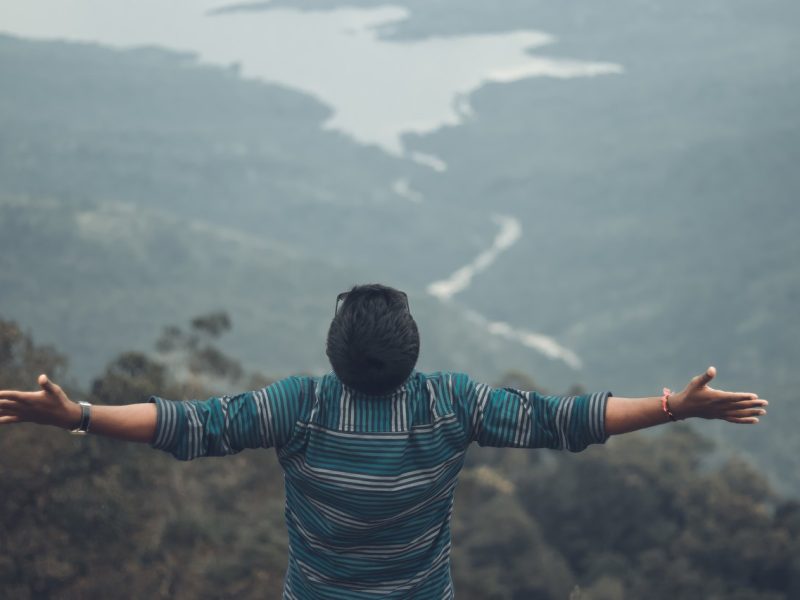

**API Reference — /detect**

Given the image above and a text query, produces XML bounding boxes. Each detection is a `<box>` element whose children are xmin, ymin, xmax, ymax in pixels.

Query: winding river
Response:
<box><xmin>427</xmin><ymin>216</ymin><xmax>583</xmax><ymax>370</ymax></box>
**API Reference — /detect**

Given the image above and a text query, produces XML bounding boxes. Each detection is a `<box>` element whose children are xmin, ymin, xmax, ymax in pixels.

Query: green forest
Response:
<box><xmin>1</xmin><ymin>315</ymin><xmax>798</xmax><ymax>599</ymax></box>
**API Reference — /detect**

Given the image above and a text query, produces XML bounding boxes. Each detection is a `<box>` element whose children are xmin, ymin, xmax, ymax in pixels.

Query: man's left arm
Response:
<box><xmin>605</xmin><ymin>366</ymin><xmax>768</xmax><ymax>435</ymax></box>
<box><xmin>453</xmin><ymin>366</ymin><xmax>767</xmax><ymax>452</ymax></box>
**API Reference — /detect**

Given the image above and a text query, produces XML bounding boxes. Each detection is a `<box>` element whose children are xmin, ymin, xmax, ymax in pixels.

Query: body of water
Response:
<box><xmin>0</xmin><ymin>0</ymin><xmax>622</xmax><ymax>156</ymax></box>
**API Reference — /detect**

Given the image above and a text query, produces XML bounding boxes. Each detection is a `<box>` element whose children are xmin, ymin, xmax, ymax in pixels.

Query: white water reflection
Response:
<box><xmin>391</xmin><ymin>178</ymin><xmax>424</xmax><ymax>203</ymax></box>
<box><xmin>428</xmin><ymin>215</ymin><xmax>522</xmax><ymax>301</ymax></box>
<box><xmin>409</xmin><ymin>152</ymin><xmax>448</xmax><ymax>172</ymax></box>
<box><xmin>465</xmin><ymin>310</ymin><xmax>583</xmax><ymax>370</ymax></box>
<box><xmin>427</xmin><ymin>215</ymin><xmax>582</xmax><ymax>369</ymax></box>
<box><xmin>0</xmin><ymin>1</ymin><xmax>623</xmax><ymax>155</ymax></box>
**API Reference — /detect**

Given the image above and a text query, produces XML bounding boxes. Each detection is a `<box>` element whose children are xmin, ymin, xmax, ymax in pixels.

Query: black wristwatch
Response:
<box><xmin>69</xmin><ymin>401</ymin><xmax>92</xmax><ymax>435</ymax></box>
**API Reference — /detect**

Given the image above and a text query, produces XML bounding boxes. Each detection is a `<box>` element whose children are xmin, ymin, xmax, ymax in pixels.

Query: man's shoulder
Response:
<box><xmin>415</xmin><ymin>370</ymin><xmax>468</xmax><ymax>378</ymax></box>
<box><xmin>262</xmin><ymin>374</ymin><xmax>318</xmax><ymax>391</ymax></box>
<box><xmin>417</xmin><ymin>370</ymin><xmax>473</xmax><ymax>384</ymax></box>
<box><xmin>414</xmin><ymin>371</ymin><xmax>476</xmax><ymax>400</ymax></box>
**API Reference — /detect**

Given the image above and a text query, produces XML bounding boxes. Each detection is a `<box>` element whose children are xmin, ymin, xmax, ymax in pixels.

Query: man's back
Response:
<box><xmin>150</xmin><ymin>370</ymin><xmax>611</xmax><ymax>598</ymax></box>
<box><xmin>281</xmin><ymin>371</ymin><xmax>467</xmax><ymax>598</ymax></box>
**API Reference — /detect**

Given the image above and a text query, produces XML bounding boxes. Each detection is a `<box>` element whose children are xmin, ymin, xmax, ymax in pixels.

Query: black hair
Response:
<box><xmin>326</xmin><ymin>284</ymin><xmax>420</xmax><ymax>395</ymax></box>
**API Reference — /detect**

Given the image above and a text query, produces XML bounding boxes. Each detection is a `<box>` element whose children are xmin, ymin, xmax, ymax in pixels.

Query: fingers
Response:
<box><xmin>0</xmin><ymin>399</ymin><xmax>22</xmax><ymax>422</ymax></box>
<box><xmin>0</xmin><ymin>374</ymin><xmax>66</xmax><ymax>401</ymax></box>
<box><xmin>0</xmin><ymin>399</ymin><xmax>21</xmax><ymax>410</ymax></box>
<box><xmin>727</xmin><ymin>408</ymin><xmax>767</xmax><ymax>418</ymax></box>
<box><xmin>0</xmin><ymin>390</ymin><xmax>43</xmax><ymax>402</ymax></box>
<box><xmin>0</xmin><ymin>399</ymin><xmax>23</xmax><ymax>421</ymax></box>
<box><xmin>728</xmin><ymin>398</ymin><xmax>769</xmax><ymax>409</ymax></box>
<box><xmin>725</xmin><ymin>416</ymin><xmax>760</xmax><ymax>424</ymax></box>
<box><xmin>737</xmin><ymin>393</ymin><xmax>763</xmax><ymax>401</ymax></box>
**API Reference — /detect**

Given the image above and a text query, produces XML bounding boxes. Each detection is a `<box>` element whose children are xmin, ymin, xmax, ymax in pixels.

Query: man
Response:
<box><xmin>0</xmin><ymin>283</ymin><xmax>768</xmax><ymax>598</ymax></box>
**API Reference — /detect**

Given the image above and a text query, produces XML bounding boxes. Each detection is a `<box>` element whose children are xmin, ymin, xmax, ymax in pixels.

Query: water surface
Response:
<box><xmin>0</xmin><ymin>1</ymin><xmax>622</xmax><ymax>154</ymax></box>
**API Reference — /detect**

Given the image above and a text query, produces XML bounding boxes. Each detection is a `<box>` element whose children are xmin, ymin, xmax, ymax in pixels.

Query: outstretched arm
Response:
<box><xmin>0</xmin><ymin>374</ymin><xmax>157</xmax><ymax>442</ymax></box>
<box><xmin>455</xmin><ymin>366</ymin><xmax>767</xmax><ymax>452</ymax></box>
<box><xmin>605</xmin><ymin>366</ymin><xmax>768</xmax><ymax>436</ymax></box>
<box><xmin>0</xmin><ymin>373</ymin><xmax>308</xmax><ymax>460</ymax></box>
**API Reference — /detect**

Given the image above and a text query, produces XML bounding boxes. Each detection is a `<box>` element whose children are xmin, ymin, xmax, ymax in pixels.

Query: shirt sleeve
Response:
<box><xmin>452</xmin><ymin>373</ymin><xmax>611</xmax><ymax>452</ymax></box>
<box><xmin>148</xmin><ymin>376</ymin><xmax>309</xmax><ymax>461</ymax></box>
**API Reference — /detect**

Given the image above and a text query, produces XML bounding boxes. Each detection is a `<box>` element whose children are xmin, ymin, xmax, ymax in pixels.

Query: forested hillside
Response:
<box><xmin>0</xmin><ymin>314</ymin><xmax>800</xmax><ymax>600</ymax></box>
<box><xmin>1</xmin><ymin>318</ymin><xmax>798</xmax><ymax>599</ymax></box>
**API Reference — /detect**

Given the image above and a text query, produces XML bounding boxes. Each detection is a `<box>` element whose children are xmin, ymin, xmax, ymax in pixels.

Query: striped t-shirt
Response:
<box><xmin>150</xmin><ymin>370</ymin><xmax>611</xmax><ymax>598</ymax></box>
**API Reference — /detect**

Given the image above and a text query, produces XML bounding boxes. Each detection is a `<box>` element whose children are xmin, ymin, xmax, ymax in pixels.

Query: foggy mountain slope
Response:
<box><xmin>0</xmin><ymin>194</ymin><xmax>343</xmax><ymax>379</ymax></box>
<box><xmin>1</xmin><ymin>0</ymin><xmax>798</xmax><ymax>495</ymax></box>
<box><xmin>0</xmin><ymin>34</ymin><xmax>578</xmax><ymax>389</ymax></box>
<box><xmin>385</xmin><ymin>2</ymin><xmax>800</xmax><ymax>490</ymax></box>
<box><xmin>0</xmin><ymin>34</ymin><xmax>495</xmax><ymax>284</ymax></box>
<box><xmin>415</xmin><ymin>72</ymin><xmax>799</xmax><ymax>396</ymax></box>
<box><xmin>0</xmin><ymin>193</ymin><xmax>564</xmax><ymax>385</ymax></box>
<box><xmin>405</xmin><ymin>10</ymin><xmax>799</xmax><ymax>375</ymax></box>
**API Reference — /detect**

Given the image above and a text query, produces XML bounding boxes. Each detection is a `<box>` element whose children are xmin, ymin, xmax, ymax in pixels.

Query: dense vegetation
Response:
<box><xmin>1</xmin><ymin>317</ymin><xmax>798</xmax><ymax>599</ymax></box>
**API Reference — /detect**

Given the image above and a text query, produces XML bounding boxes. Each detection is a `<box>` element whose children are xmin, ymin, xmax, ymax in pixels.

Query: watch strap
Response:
<box><xmin>69</xmin><ymin>401</ymin><xmax>92</xmax><ymax>435</ymax></box>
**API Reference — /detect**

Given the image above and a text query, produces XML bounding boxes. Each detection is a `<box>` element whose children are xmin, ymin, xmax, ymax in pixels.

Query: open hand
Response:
<box><xmin>0</xmin><ymin>374</ymin><xmax>81</xmax><ymax>429</ymax></box>
<box><xmin>669</xmin><ymin>366</ymin><xmax>768</xmax><ymax>424</ymax></box>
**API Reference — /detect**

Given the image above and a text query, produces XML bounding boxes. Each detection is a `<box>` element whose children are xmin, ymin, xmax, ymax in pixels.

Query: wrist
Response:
<box><xmin>668</xmin><ymin>391</ymin><xmax>691</xmax><ymax>420</ymax></box>
<box><xmin>63</xmin><ymin>401</ymin><xmax>83</xmax><ymax>430</ymax></box>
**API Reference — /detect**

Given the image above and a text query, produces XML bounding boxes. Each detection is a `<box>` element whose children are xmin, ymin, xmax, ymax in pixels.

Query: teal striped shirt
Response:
<box><xmin>150</xmin><ymin>371</ymin><xmax>611</xmax><ymax>598</ymax></box>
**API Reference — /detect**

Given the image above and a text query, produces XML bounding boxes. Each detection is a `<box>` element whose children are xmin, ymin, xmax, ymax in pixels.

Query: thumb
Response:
<box><xmin>692</xmin><ymin>366</ymin><xmax>716</xmax><ymax>389</ymax></box>
<box><xmin>38</xmin><ymin>373</ymin><xmax>65</xmax><ymax>398</ymax></box>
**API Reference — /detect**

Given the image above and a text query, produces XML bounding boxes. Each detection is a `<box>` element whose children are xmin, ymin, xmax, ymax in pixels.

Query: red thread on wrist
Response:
<box><xmin>662</xmin><ymin>387</ymin><xmax>677</xmax><ymax>422</ymax></box>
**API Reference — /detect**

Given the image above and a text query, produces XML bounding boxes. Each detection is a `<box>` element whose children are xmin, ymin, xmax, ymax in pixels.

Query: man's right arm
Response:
<box><xmin>1</xmin><ymin>373</ymin><xmax>310</xmax><ymax>460</ymax></box>
<box><xmin>0</xmin><ymin>374</ymin><xmax>157</xmax><ymax>443</ymax></box>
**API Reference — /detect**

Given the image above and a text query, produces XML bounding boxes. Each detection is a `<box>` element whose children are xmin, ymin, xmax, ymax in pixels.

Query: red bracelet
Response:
<box><xmin>661</xmin><ymin>387</ymin><xmax>677</xmax><ymax>421</ymax></box>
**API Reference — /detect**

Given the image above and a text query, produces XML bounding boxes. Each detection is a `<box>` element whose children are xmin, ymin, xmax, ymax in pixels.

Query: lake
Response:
<box><xmin>0</xmin><ymin>0</ymin><xmax>622</xmax><ymax>157</ymax></box>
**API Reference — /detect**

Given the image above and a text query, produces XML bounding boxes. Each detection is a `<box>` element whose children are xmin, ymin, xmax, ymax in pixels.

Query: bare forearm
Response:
<box><xmin>81</xmin><ymin>403</ymin><xmax>157</xmax><ymax>443</ymax></box>
<box><xmin>62</xmin><ymin>400</ymin><xmax>157</xmax><ymax>442</ymax></box>
<box><xmin>1</xmin><ymin>375</ymin><xmax>160</xmax><ymax>443</ymax></box>
<box><xmin>605</xmin><ymin>395</ymin><xmax>671</xmax><ymax>436</ymax></box>
<box><xmin>604</xmin><ymin>367</ymin><xmax>768</xmax><ymax>437</ymax></box>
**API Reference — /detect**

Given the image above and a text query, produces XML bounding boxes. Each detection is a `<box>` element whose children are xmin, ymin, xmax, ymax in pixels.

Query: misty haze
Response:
<box><xmin>1</xmin><ymin>0</ymin><xmax>798</xmax><ymax>598</ymax></box>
